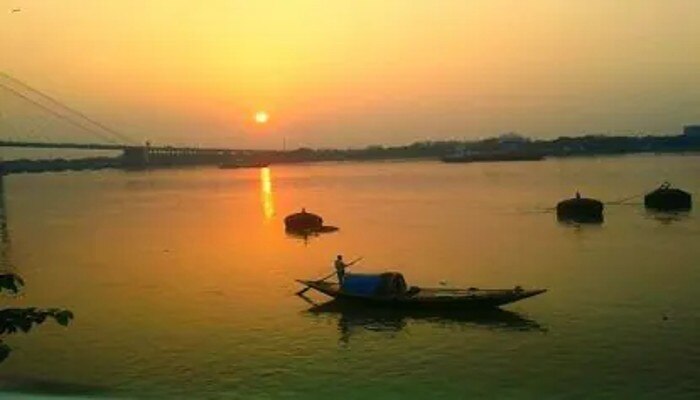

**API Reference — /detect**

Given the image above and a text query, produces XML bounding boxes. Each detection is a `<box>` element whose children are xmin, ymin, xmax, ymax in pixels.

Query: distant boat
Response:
<box><xmin>283</xmin><ymin>208</ymin><xmax>339</xmax><ymax>238</ymax></box>
<box><xmin>219</xmin><ymin>161</ymin><xmax>270</xmax><ymax>169</ymax></box>
<box><xmin>556</xmin><ymin>192</ymin><xmax>604</xmax><ymax>223</ymax></box>
<box><xmin>644</xmin><ymin>182</ymin><xmax>692</xmax><ymax>211</ymax></box>
<box><xmin>441</xmin><ymin>150</ymin><xmax>545</xmax><ymax>163</ymax></box>
<box><xmin>284</xmin><ymin>208</ymin><xmax>324</xmax><ymax>232</ymax></box>
<box><xmin>297</xmin><ymin>272</ymin><xmax>546</xmax><ymax>309</ymax></box>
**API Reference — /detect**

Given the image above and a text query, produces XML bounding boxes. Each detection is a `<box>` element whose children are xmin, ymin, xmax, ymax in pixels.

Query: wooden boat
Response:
<box><xmin>644</xmin><ymin>182</ymin><xmax>692</xmax><ymax>211</ymax></box>
<box><xmin>297</xmin><ymin>272</ymin><xmax>546</xmax><ymax>309</ymax></box>
<box><xmin>284</xmin><ymin>208</ymin><xmax>323</xmax><ymax>231</ymax></box>
<box><xmin>556</xmin><ymin>192</ymin><xmax>604</xmax><ymax>223</ymax></box>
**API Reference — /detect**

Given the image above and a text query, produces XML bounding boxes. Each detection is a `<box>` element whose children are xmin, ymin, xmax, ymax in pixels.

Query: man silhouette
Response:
<box><xmin>334</xmin><ymin>255</ymin><xmax>348</xmax><ymax>284</ymax></box>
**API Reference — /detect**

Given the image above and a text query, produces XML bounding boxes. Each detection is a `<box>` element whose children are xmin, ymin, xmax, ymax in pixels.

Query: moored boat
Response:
<box><xmin>297</xmin><ymin>272</ymin><xmax>546</xmax><ymax>309</ymax></box>
<box><xmin>284</xmin><ymin>208</ymin><xmax>324</xmax><ymax>231</ymax></box>
<box><xmin>644</xmin><ymin>182</ymin><xmax>692</xmax><ymax>211</ymax></box>
<box><xmin>556</xmin><ymin>192</ymin><xmax>604</xmax><ymax>223</ymax></box>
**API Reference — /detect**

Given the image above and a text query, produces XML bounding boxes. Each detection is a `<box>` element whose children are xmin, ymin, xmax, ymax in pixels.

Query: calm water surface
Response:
<box><xmin>1</xmin><ymin>154</ymin><xmax>700</xmax><ymax>398</ymax></box>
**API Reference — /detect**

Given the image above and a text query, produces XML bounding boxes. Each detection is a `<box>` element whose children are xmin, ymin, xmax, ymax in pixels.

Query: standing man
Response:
<box><xmin>334</xmin><ymin>254</ymin><xmax>348</xmax><ymax>284</ymax></box>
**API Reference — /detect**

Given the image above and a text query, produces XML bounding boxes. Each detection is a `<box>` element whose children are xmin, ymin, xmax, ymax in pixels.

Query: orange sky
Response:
<box><xmin>1</xmin><ymin>0</ymin><xmax>700</xmax><ymax>148</ymax></box>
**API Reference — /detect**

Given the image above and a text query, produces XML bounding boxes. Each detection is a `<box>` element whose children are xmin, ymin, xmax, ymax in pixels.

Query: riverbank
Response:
<box><xmin>2</xmin><ymin>131</ymin><xmax>700</xmax><ymax>174</ymax></box>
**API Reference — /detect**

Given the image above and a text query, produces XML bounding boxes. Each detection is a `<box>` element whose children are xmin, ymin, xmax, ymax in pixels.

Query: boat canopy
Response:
<box><xmin>342</xmin><ymin>273</ymin><xmax>407</xmax><ymax>296</ymax></box>
<box><xmin>644</xmin><ymin>182</ymin><xmax>692</xmax><ymax>211</ymax></box>
<box><xmin>284</xmin><ymin>208</ymin><xmax>323</xmax><ymax>231</ymax></box>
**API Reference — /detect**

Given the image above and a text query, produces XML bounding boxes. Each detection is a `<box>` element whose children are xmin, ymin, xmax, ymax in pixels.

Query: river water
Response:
<box><xmin>1</xmin><ymin>154</ymin><xmax>699</xmax><ymax>399</ymax></box>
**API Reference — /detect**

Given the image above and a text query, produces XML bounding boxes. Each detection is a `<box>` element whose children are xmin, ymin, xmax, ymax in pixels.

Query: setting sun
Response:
<box><xmin>254</xmin><ymin>111</ymin><xmax>269</xmax><ymax>124</ymax></box>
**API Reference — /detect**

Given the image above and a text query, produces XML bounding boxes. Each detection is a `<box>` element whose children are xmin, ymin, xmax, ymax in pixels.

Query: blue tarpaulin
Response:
<box><xmin>341</xmin><ymin>274</ymin><xmax>383</xmax><ymax>296</ymax></box>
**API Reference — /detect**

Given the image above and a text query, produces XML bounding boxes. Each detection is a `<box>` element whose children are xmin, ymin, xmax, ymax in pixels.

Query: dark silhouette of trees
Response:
<box><xmin>0</xmin><ymin>273</ymin><xmax>73</xmax><ymax>363</ymax></box>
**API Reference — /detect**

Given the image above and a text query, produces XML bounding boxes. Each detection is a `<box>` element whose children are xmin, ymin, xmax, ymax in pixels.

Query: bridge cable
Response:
<box><xmin>0</xmin><ymin>82</ymin><xmax>120</xmax><ymax>144</ymax></box>
<box><xmin>0</xmin><ymin>73</ymin><xmax>136</xmax><ymax>145</ymax></box>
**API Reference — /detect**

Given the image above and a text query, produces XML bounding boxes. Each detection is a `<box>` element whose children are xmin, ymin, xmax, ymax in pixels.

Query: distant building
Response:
<box><xmin>683</xmin><ymin>125</ymin><xmax>700</xmax><ymax>137</ymax></box>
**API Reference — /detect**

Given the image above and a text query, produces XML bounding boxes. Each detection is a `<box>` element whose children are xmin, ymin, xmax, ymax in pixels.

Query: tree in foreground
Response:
<box><xmin>0</xmin><ymin>273</ymin><xmax>73</xmax><ymax>363</ymax></box>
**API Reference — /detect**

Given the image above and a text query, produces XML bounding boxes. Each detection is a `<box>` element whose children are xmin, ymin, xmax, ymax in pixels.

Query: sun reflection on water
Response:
<box><xmin>260</xmin><ymin>167</ymin><xmax>275</xmax><ymax>220</ymax></box>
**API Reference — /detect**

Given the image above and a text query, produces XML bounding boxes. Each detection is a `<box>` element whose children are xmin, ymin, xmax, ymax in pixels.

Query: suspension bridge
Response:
<box><xmin>0</xmin><ymin>72</ymin><xmax>263</xmax><ymax>173</ymax></box>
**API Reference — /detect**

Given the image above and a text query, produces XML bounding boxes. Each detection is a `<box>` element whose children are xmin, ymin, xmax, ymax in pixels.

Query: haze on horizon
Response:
<box><xmin>1</xmin><ymin>0</ymin><xmax>699</xmax><ymax>149</ymax></box>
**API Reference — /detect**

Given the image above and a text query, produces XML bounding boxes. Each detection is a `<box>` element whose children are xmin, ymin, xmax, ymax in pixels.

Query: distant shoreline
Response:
<box><xmin>2</xmin><ymin>132</ymin><xmax>700</xmax><ymax>174</ymax></box>
<box><xmin>1</xmin><ymin>147</ymin><xmax>699</xmax><ymax>176</ymax></box>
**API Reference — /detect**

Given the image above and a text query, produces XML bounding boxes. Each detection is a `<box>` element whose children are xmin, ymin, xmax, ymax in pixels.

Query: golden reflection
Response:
<box><xmin>260</xmin><ymin>167</ymin><xmax>275</xmax><ymax>220</ymax></box>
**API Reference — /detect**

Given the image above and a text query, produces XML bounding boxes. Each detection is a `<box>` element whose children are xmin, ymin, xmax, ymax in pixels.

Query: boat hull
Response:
<box><xmin>297</xmin><ymin>280</ymin><xmax>546</xmax><ymax>309</ymax></box>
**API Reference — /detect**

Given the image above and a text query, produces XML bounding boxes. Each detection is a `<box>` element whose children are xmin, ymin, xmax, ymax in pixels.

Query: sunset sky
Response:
<box><xmin>1</xmin><ymin>0</ymin><xmax>700</xmax><ymax>148</ymax></box>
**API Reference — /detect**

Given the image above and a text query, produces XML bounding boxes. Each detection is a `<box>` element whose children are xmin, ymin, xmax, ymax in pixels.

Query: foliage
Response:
<box><xmin>0</xmin><ymin>307</ymin><xmax>74</xmax><ymax>334</ymax></box>
<box><xmin>0</xmin><ymin>273</ymin><xmax>73</xmax><ymax>364</ymax></box>
<box><xmin>0</xmin><ymin>273</ymin><xmax>24</xmax><ymax>294</ymax></box>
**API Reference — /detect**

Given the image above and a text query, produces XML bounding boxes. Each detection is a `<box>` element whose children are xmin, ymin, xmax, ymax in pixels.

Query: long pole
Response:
<box><xmin>296</xmin><ymin>257</ymin><xmax>363</xmax><ymax>295</ymax></box>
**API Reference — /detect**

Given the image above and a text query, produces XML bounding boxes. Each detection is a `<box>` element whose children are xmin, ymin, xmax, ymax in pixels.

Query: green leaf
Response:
<box><xmin>0</xmin><ymin>307</ymin><xmax>74</xmax><ymax>334</ymax></box>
